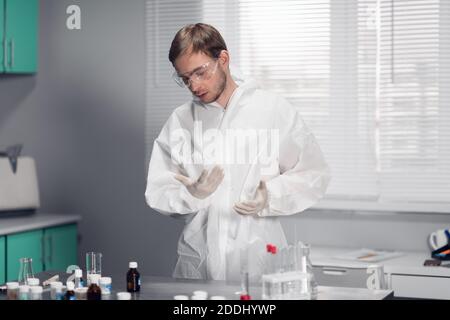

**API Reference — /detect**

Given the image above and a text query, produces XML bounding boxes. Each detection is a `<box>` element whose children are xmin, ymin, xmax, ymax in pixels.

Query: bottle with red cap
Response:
<box><xmin>265</xmin><ymin>243</ymin><xmax>278</xmax><ymax>274</ymax></box>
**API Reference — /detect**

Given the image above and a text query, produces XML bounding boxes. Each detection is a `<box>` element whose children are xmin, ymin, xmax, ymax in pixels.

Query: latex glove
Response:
<box><xmin>174</xmin><ymin>166</ymin><xmax>224</xmax><ymax>199</ymax></box>
<box><xmin>234</xmin><ymin>181</ymin><xmax>268</xmax><ymax>216</ymax></box>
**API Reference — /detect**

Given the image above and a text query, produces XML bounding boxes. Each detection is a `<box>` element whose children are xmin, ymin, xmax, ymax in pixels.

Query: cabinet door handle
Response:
<box><xmin>322</xmin><ymin>268</ymin><xmax>348</xmax><ymax>276</ymax></box>
<box><xmin>9</xmin><ymin>39</ymin><xmax>14</xmax><ymax>68</ymax></box>
<box><xmin>48</xmin><ymin>235</ymin><xmax>53</xmax><ymax>265</ymax></box>
<box><xmin>41</xmin><ymin>236</ymin><xmax>46</xmax><ymax>267</ymax></box>
<box><xmin>3</xmin><ymin>39</ymin><xmax>7</xmax><ymax>70</ymax></box>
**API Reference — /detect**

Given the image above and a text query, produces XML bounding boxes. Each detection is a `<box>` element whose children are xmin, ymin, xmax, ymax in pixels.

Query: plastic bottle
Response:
<box><xmin>65</xmin><ymin>281</ymin><xmax>76</xmax><ymax>300</ymax></box>
<box><xmin>30</xmin><ymin>286</ymin><xmax>43</xmax><ymax>300</ymax></box>
<box><xmin>19</xmin><ymin>285</ymin><xmax>30</xmax><ymax>300</ymax></box>
<box><xmin>117</xmin><ymin>292</ymin><xmax>131</xmax><ymax>300</ymax></box>
<box><xmin>27</xmin><ymin>278</ymin><xmax>40</xmax><ymax>287</ymax></box>
<box><xmin>74</xmin><ymin>269</ymin><xmax>84</xmax><ymax>288</ymax></box>
<box><xmin>99</xmin><ymin>277</ymin><xmax>112</xmax><ymax>295</ymax></box>
<box><xmin>126</xmin><ymin>262</ymin><xmax>141</xmax><ymax>293</ymax></box>
<box><xmin>75</xmin><ymin>287</ymin><xmax>88</xmax><ymax>300</ymax></box>
<box><xmin>299</xmin><ymin>243</ymin><xmax>318</xmax><ymax>300</ymax></box>
<box><xmin>87</xmin><ymin>274</ymin><xmax>102</xmax><ymax>300</ymax></box>
<box><xmin>50</xmin><ymin>281</ymin><xmax>64</xmax><ymax>300</ymax></box>
<box><xmin>6</xmin><ymin>282</ymin><xmax>19</xmax><ymax>300</ymax></box>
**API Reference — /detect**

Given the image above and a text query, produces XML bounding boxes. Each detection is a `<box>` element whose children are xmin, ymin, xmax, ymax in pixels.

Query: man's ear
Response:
<box><xmin>218</xmin><ymin>50</ymin><xmax>230</xmax><ymax>67</ymax></box>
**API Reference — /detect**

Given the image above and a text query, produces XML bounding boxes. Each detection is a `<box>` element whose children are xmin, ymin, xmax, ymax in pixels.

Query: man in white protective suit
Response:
<box><xmin>145</xmin><ymin>23</ymin><xmax>331</xmax><ymax>282</ymax></box>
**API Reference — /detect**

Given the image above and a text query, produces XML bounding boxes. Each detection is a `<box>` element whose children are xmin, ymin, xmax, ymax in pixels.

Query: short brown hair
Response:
<box><xmin>169</xmin><ymin>23</ymin><xmax>227</xmax><ymax>64</ymax></box>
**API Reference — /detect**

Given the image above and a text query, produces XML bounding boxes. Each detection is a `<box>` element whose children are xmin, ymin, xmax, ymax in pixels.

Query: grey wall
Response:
<box><xmin>0</xmin><ymin>0</ymin><xmax>183</xmax><ymax>277</ymax></box>
<box><xmin>1</xmin><ymin>0</ymin><xmax>450</xmax><ymax>279</ymax></box>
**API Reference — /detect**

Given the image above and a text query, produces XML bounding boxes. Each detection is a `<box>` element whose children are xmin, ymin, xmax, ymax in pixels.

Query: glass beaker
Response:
<box><xmin>86</xmin><ymin>252</ymin><xmax>102</xmax><ymax>284</ymax></box>
<box><xmin>18</xmin><ymin>258</ymin><xmax>35</xmax><ymax>285</ymax></box>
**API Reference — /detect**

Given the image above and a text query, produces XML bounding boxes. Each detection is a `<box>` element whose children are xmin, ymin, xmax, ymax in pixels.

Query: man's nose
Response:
<box><xmin>190</xmin><ymin>80</ymin><xmax>201</xmax><ymax>93</ymax></box>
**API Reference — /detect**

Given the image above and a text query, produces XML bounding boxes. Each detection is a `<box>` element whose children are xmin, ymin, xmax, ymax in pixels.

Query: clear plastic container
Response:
<box><xmin>6</xmin><ymin>282</ymin><xmax>19</xmax><ymax>300</ymax></box>
<box><xmin>297</xmin><ymin>243</ymin><xmax>318</xmax><ymax>299</ymax></box>
<box><xmin>99</xmin><ymin>277</ymin><xmax>112</xmax><ymax>295</ymax></box>
<box><xmin>117</xmin><ymin>292</ymin><xmax>131</xmax><ymax>300</ymax></box>
<box><xmin>27</xmin><ymin>278</ymin><xmax>40</xmax><ymax>287</ymax></box>
<box><xmin>30</xmin><ymin>286</ymin><xmax>43</xmax><ymax>300</ymax></box>
<box><xmin>262</xmin><ymin>271</ymin><xmax>311</xmax><ymax>300</ymax></box>
<box><xmin>50</xmin><ymin>281</ymin><xmax>64</xmax><ymax>300</ymax></box>
<box><xmin>75</xmin><ymin>287</ymin><xmax>88</xmax><ymax>300</ymax></box>
<box><xmin>19</xmin><ymin>285</ymin><xmax>30</xmax><ymax>300</ymax></box>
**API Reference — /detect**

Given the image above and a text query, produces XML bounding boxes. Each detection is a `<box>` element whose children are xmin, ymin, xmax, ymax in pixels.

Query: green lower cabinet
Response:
<box><xmin>0</xmin><ymin>237</ymin><xmax>5</xmax><ymax>284</ymax></box>
<box><xmin>6</xmin><ymin>229</ymin><xmax>44</xmax><ymax>282</ymax></box>
<box><xmin>4</xmin><ymin>223</ymin><xmax>78</xmax><ymax>282</ymax></box>
<box><xmin>44</xmin><ymin>224</ymin><xmax>78</xmax><ymax>272</ymax></box>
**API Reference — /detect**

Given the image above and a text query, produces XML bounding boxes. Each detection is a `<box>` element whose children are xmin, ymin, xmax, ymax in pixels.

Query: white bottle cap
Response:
<box><xmin>30</xmin><ymin>286</ymin><xmax>43</xmax><ymax>293</ymax></box>
<box><xmin>129</xmin><ymin>262</ymin><xmax>138</xmax><ymax>268</ymax></box>
<box><xmin>27</xmin><ymin>278</ymin><xmax>40</xmax><ymax>286</ymax></box>
<box><xmin>6</xmin><ymin>282</ymin><xmax>19</xmax><ymax>289</ymax></box>
<box><xmin>174</xmin><ymin>295</ymin><xmax>189</xmax><ymax>300</ymax></box>
<box><xmin>19</xmin><ymin>285</ymin><xmax>30</xmax><ymax>293</ymax></box>
<box><xmin>66</xmin><ymin>281</ymin><xmax>75</xmax><ymax>291</ymax></box>
<box><xmin>117</xmin><ymin>292</ymin><xmax>131</xmax><ymax>300</ymax></box>
<box><xmin>75</xmin><ymin>269</ymin><xmax>83</xmax><ymax>277</ymax></box>
<box><xmin>50</xmin><ymin>281</ymin><xmax>63</xmax><ymax>288</ymax></box>
<box><xmin>99</xmin><ymin>277</ymin><xmax>112</xmax><ymax>285</ymax></box>
<box><xmin>193</xmin><ymin>290</ymin><xmax>208</xmax><ymax>298</ymax></box>
<box><xmin>89</xmin><ymin>274</ymin><xmax>101</xmax><ymax>285</ymax></box>
<box><xmin>210</xmin><ymin>296</ymin><xmax>226</xmax><ymax>300</ymax></box>
<box><xmin>191</xmin><ymin>295</ymin><xmax>206</xmax><ymax>300</ymax></box>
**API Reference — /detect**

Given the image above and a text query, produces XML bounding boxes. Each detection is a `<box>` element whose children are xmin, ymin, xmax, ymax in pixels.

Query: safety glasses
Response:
<box><xmin>172</xmin><ymin>60</ymin><xmax>219</xmax><ymax>88</ymax></box>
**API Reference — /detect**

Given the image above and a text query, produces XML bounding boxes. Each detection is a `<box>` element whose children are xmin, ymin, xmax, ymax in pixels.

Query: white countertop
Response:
<box><xmin>311</xmin><ymin>245</ymin><xmax>450</xmax><ymax>277</ymax></box>
<box><xmin>0</xmin><ymin>213</ymin><xmax>81</xmax><ymax>236</ymax></box>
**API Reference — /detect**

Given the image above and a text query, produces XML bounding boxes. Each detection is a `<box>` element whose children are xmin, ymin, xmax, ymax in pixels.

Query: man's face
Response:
<box><xmin>174</xmin><ymin>51</ymin><xmax>227</xmax><ymax>104</ymax></box>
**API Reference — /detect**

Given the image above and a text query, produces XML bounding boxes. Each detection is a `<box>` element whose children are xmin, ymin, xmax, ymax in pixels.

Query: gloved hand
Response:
<box><xmin>175</xmin><ymin>166</ymin><xmax>225</xmax><ymax>199</ymax></box>
<box><xmin>234</xmin><ymin>181</ymin><xmax>268</xmax><ymax>216</ymax></box>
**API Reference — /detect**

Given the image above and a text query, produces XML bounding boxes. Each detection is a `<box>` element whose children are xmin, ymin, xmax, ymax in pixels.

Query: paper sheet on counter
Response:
<box><xmin>333</xmin><ymin>248</ymin><xmax>404</xmax><ymax>263</ymax></box>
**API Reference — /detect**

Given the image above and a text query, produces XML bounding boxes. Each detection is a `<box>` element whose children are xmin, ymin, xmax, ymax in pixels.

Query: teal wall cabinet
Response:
<box><xmin>2</xmin><ymin>0</ymin><xmax>39</xmax><ymax>73</ymax></box>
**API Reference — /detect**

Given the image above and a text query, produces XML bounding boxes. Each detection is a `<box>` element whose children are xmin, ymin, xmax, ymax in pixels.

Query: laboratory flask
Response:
<box><xmin>18</xmin><ymin>258</ymin><xmax>35</xmax><ymax>285</ymax></box>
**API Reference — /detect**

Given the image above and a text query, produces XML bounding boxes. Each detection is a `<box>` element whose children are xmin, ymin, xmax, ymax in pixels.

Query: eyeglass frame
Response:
<box><xmin>172</xmin><ymin>59</ymin><xmax>219</xmax><ymax>88</ymax></box>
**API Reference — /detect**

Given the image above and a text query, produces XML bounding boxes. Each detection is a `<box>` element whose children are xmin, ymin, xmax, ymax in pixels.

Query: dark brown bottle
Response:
<box><xmin>65</xmin><ymin>281</ymin><xmax>76</xmax><ymax>300</ymax></box>
<box><xmin>87</xmin><ymin>274</ymin><xmax>102</xmax><ymax>300</ymax></box>
<box><xmin>126</xmin><ymin>262</ymin><xmax>141</xmax><ymax>292</ymax></box>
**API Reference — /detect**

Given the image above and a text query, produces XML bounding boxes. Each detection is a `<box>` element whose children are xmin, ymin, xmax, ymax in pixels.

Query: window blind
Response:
<box><xmin>145</xmin><ymin>0</ymin><xmax>450</xmax><ymax>213</ymax></box>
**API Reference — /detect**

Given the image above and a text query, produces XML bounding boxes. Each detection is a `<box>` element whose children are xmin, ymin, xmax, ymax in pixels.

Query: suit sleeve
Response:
<box><xmin>145</xmin><ymin>114</ymin><xmax>213</xmax><ymax>216</ymax></box>
<box><xmin>259</xmin><ymin>98</ymin><xmax>331</xmax><ymax>217</ymax></box>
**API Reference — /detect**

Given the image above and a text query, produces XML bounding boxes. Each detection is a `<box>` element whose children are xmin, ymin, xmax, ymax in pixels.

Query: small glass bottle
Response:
<box><xmin>30</xmin><ymin>286</ymin><xmax>43</xmax><ymax>300</ymax></box>
<box><xmin>6</xmin><ymin>282</ymin><xmax>19</xmax><ymax>300</ymax></box>
<box><xmin>87</xmin><ymin>274</ymin><xmax>102</xmax><ymax>300</ymax></box>
<box><xmin>50</xmin><ymin>281</ymin><xmax>64</xmax><ymax>300</ymax></box>
<box><xmin>117</xmin><ymin>292</ymin><xmax>131</xmax><ymax>300</ymax></box>
<box><xmin>75</xmin><ymin>287</ymin><xmax>88</xmax><ymax>300</ymax></box>
<box><xmin>74</xmin><ymin>269</ymin><xmax>84</xmax><ymax>288</ymax></box>
<box><xmin>126</xmin><ymin>262</ymin><xmax>141</xmax><ymax>293</ymax></box>
<box><xmin>65</xmin><ymin>281</ymin><xmax>76</xmax><ymax>300</ymax></box>
<box><xmin>27</xmin><ymin>278</ymin><xmax>40</xmax><ymax>287</ymax></box>
<box><xmin>19</xmin><ymin>285</ymin><xmax>30</xmax><ymax>300</ymax></box>
<box><xmin>99</xmin><ymin>277</ymin><xmax>112</xmax><ymax>295</ymax></box>
<box><xmin>299</xmin><ymin>243</ymin><xmax>318</xmax><ymax>300</ymax></box>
